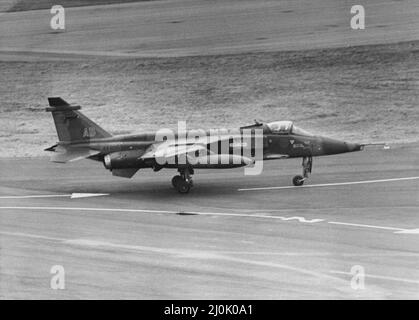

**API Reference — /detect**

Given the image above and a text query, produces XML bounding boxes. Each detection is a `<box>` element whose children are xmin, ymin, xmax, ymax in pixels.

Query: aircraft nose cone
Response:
<box><xmin>321</xmin><ymin>138</ymin><xmax>362</xmax><ymax>155</ymax></box>
<box><xmin>321</xmin><ymin>137</ymin><xmax>348</xmax><ymax>155</ymax></box>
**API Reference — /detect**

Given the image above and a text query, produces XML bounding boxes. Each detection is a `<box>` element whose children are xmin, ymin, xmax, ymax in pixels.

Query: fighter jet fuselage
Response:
<box><xmin>45</xmin><ymin>97</ymin><xmax>364</xmax><ymax>193</ymax></box>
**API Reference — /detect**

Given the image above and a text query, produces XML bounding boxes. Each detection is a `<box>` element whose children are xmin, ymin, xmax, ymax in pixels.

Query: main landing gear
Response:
<box><xmin>293</xmin><ymin>156</ymin><xmax>312</xmax><ymax>186</ymax></box>
<box><xmin>172</xmin><ymin>167</ymin><xmax>194</xmax><ymax>193</ymax></box>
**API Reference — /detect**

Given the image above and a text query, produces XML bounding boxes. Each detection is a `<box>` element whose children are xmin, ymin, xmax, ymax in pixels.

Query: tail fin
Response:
<box><xmin>46</xmin><ymin>97</ymin><xmax>111</xmax><ymax>142</ymax></box>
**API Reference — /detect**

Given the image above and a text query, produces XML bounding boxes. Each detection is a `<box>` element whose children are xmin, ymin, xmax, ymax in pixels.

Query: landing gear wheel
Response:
<box><xmin>293</xmin><ymin>175</ymin><xmax>305</xmax><ymax>186</ymax></box>
<box><xmin>172</xmin><ymin>167</ymin><xmax>194</xmax><ymax>193</ymax></box>
<box><xmin>172</xmin><ymin>175</ymin><xmax>182</xmax><ymax>188</ymax></box>
<box><xmin>176</xmin><ymin>180</ymin><xmax>191</xmax><ymax>194</ymax></box>
<box><xmin>172</xmin><ymin>175</ymin><xmax>191</xmax><ymax>193</ymax></box>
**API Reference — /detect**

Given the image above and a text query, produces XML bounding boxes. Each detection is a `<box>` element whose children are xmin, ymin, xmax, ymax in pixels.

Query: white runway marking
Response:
<box><xmin>327</xmin><ymin>221</ymin><xmax>419</xmax><ymax>234</ymax></box>
<box><xmin>70</xmin><ymin>193</ymin><xmax>109</xmax><ymax>199</ymax></box>
<box><xmin>238</xmin><ymin>176</ymin><xmax>419</xmax><ymax>191</ymax></box>
<box><xmin>0</xmin><ymin>193</ymin><xmax>109</xmax><ymax>199</ymax></box>
<box><xmin>330</xmin><ymin>270</ymin><xmax>419</xmax><ymax>285</ymax></box>
<box><xmin>327</xmin><ymin>221</ymin><xmax>406</xmax><ymax>232</ymax></box>
<box><xmin>0</xmin><ymin>206</ymin><xmax>175</xmax><ymax>214</ymax></box>
<box><xmin>186</xmin><ymin>211</ymin><xmax>324</xmax><ymax>223</ymax></box>
<box><xmin>0</xmin><ymin>206</ymin><xmax>417</xmax><ymax>234</ymax></box>
<box><xmin>216</xmin><ymin>251</ymin><xmax>419</xmax><ymax>257</ymax></box>
<box><xmin>0</xmin><ymin>194</ymin><xmax>68</xmax><ymax>199</ymax></box>
<box><xmin>0</xmin><ymin>206</ymin><xmax>323</xmax><ymax>223</ymax></box>
<box><xmin>395</xmin><ymin>229</ymin><xmax>419</xmax><ymax>234</ymax></box>
<box><xmin>0</xmin><ymin>230</ymin><xmax>65</xmax><ymax>242</ymax></box>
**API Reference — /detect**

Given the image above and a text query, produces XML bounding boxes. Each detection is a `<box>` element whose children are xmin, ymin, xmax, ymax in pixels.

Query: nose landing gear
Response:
<box><xmin>293</xmin><ymin>156</ymin><xmax>312</xmax><ymax>186</ymax></box>
<box><xmin>172</xmin><ymin>167</ymin><xmax>194</xmax><ymax>193</ymax></box>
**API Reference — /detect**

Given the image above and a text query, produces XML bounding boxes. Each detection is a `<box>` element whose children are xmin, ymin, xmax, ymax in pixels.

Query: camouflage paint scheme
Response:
<box><xmin>45</xmin><ymin>97</ymin><xmax>363</xmax><ymax>193</ymax></box>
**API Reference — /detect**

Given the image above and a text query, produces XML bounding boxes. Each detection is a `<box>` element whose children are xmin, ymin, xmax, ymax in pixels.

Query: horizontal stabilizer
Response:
<box><xmin>50</xmin><ymin>146</ymin><xmax>100</xmax><ymax>163</ymax></box>
<box><xmin>44</xmin><ymin>144</ymin><xmax>58</xmax><ymax>152</ymax></box>
<box><xmin>46</xmin><ymin>97</ymin><xmax>81</xmax><ymax>112</ymax></box>
<box><xmin>48</xmin><ymin>97</ymin><xmax>70</xmax><ymax>106</ymax></box>
<box><xmin>46</xmin><ymin>105</ymin><xmax>81</xmax><ymax>112</ymax></box>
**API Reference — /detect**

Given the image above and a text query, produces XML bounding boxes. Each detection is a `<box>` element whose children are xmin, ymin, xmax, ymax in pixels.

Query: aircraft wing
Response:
<box><xmin>141</xmin><ymin>134</ymin><xmax>236</xmax><ymax>161</ymax></box>
<box><xmin>141</xmin><ymin>141</ymin><xmax>209</xmax><ymax>161</ymax></box>
<box><xmin>264</xmin><ymin>154</ymin><xmax>289</xmax><ymax>160</ymax></box>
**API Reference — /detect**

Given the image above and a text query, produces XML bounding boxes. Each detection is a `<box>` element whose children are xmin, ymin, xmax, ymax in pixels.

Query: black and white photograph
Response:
<box><xmin>0</xmin><ymin>0</ymin><xmax>418</xmax><ymax>302</ymax></box>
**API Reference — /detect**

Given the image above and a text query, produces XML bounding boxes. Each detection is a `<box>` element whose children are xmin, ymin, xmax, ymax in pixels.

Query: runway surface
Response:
<box><xmin>1</xmin><ymin>0</ymin><xmax>419</xmax><ymax>58</ymax></box>
<box><xmin>0</xmin><ymin>143</ymin><xmax>418</xmax><ymax>299</ymax></box>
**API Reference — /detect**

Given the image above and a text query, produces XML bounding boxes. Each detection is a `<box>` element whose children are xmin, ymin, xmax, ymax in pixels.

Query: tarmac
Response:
<box><xmin>1</xmin><ymin>0</ymin><xmax>418</xmax><ymax>300</ymax></box>
<box><xmin>0</xmin><ymin>143</ymin><xmax>418</xmax><ymax>299</ymax></box>
<box><xmin>1</xmin><ymin>0</ymin><xmax>419</xmax><ymax>58</ymax></box>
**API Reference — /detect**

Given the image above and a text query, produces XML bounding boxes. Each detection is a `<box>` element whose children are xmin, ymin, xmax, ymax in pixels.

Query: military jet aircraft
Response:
<box><xmin>45</xmin><ymin>97</ymin><xmax>366</xmax><ymax>193</ymax></box>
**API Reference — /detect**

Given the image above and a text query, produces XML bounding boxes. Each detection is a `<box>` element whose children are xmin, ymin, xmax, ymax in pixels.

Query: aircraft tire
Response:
<box><xmin>172</xmin><ymin>175</ymin><xmax>183</xmax><ymax>188</ymax></box>
<box><xmin>176</xmin><ymin>180</ymin><xmax>191</xmax><ymax>194</ymax></box>
<box><xmin>172</xmin><ymin>175</ymin><xmax>191</xmax><ymax>193</ymax></box>
<box><xmin>292</xmin><ymin>175</ymin><xmax>305</xmax><ymax>186</ymax></box>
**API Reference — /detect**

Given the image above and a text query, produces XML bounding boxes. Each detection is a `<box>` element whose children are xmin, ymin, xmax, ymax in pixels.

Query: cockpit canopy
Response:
<box><xmin>267</xmin><ymin>121</ymin><xmax>313</xmax><ymax>136</ymax></box>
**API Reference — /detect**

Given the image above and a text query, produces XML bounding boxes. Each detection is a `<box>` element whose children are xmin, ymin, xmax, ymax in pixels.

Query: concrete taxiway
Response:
<box><xmin>0</xmin><ymin>143</ymin><xmax>418</xmax><ymax>299</ymax></box>
<box><xmin>1</xmin><ymin>0</ymin><xmax>419</xmax><ymax>58</ymax></box>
